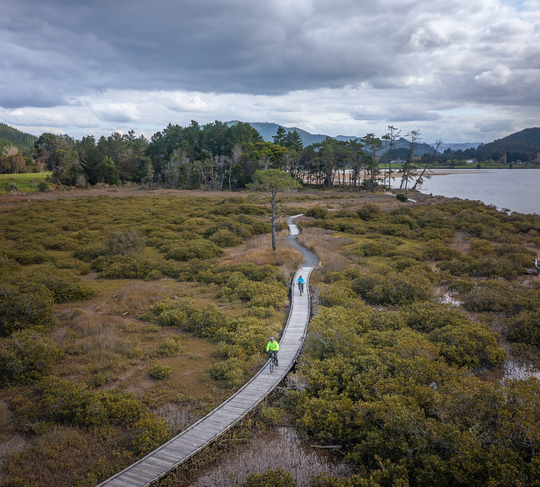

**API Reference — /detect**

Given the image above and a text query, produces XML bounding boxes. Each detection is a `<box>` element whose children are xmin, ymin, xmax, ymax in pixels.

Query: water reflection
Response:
<box><xmin>189</xmin><ymin>427</ymin><xmax>350</xmax><ymax>487</ymax></box>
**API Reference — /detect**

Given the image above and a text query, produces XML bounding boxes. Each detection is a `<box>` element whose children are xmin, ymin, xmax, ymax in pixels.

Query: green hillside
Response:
<box><xmin>0</xmin><ymin>123</ymin><xmax>38</xmax><ymax>149</ymax></box>
<box><xmin>480</xmin><ymin>127</ymin><xmax>540</xmax><ymax>160</ymax></box>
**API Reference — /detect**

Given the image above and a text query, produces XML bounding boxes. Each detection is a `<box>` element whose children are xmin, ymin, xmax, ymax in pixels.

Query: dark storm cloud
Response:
<box><xmin>1</xmin><ymin>0</ymin><xmax>540</xmax><ymax>142</ymax></box>
<box><xmin>0</xmin><ymin>0</ymin><xmax>488</xmax><ymax>105</ymax></box>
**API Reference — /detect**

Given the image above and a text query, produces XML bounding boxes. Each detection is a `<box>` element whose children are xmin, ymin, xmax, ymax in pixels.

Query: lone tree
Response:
<box><xmin>248</xmin><ymin>169</ymin><xmax>301</xmax><ymax>251</ymax></box>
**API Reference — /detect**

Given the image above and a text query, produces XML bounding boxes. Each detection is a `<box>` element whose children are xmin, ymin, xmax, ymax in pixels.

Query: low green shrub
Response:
<box><xmin>42</xmin><ymin>236</ymin><xmax>79</xmax><ymax>251</ymax></box>
<box><xmin>53</xmin><ymin>258</ymin><xmax>92</xmax><ymax>275</ymax></box>
<box><xmin>350</xmin><ymin>241</ymin><xmax>385</xmax><ymax>257</ymax></box>
<box><xmin>306</xmin><ymin>207</ymin><xmax>328</xmax><ymax>219</ymax></box>
<box><xmin>305</xmin><ymin>305</ymin><xmax>372</xmax><ymax>359</ymax></box>
<box><xmin>95</xmin><ymin>255</ymin><xmax>157</xmax><ymax>279</ymax></box>
<box><xmin>209</xmin><ymin>357</ymin><xmax>245</xmax><ymax>386</ymax></box>
<box><xmin>388</xmin><ymin>257</ymin><xmax>433</xmax><ymax>278</ymax></box>
<box><xmin>369</xmin><ymin>310</ymin><xmax>407</xmax><ymax>331</ymax></box>
<box><xmin>73</xmin><ymin>243</ymin><xmax>106</xmax><ymax>262</ymax></box>
<box><xmin>507</xmin><ymin>310</ymin><xmax>540</xmax><ymax>345</ymax></box>
<box><xmin>104</xmin><ymin>229</ymin><xmax>146</xmax><ymax>256</ymax></box>
<box><xmin>0</xmin><ymin>284</ymin><xmax>57</xmax><ymax>335</ymax></box>
<box><xmin>316</xmin><ymin>283</ymin><xmax>367</xmax><ymax>311</ymax></box>
<box><xmin>165</xmin><ymin>239</ymin><xmax>223</xmax><ymax>261</ymax></box>
<box><xmin>5</xmin><ymin>249</ymin><xmax>48</xmax><ymax>265</ymax></box>
<box><xmin>149</xmin><ymin>362</ymin><xmax>172</xmax><ymax>379</ymax></box>
<box><xmin>461</xmin><ymin>280</ymin><xmax>514</xmax><ymax>313</ymax></box>
<box><xmin>0</xmin><ymin>331</ymin><xmax>60</xmax><ymax>386</ymax></box>
<box><xmin>357</xmin><ymin>203</ymin><xmax>380</xmax><ymax>220</ymax></box>
<box><xmin>259</xmin><ymin>407</ymin><xmax>284</xmax><ymax>426</ymax></box>
<box><xmin>402</xmin><ymin>302</ymin><xmax>471</xmax><ymax>333</ymax></box>
<box><xmin>152</xmin><ymin>301</ymin><xmax>174</xmax><ymax>316</ymax></box>
<box><xmin>353</xmin><ymin>271</ymin><xmax>433</xmax><ymax>306</ymax></box>
<box><xmin>37</xmin><ymin>181</ymin><xmax>49</xmax><ymax>192</ymax></box>
<box><xmin>24</xmin><ymin>266</ymin><xmax>96</xmax><ymax>302</ymax></box>
<box><xmin>448</xmin><ymin>278</ymin><xmax>475</xmax><ymax>294</ymax></box>
<box><xmin>469</xmin><ymin>238</ymin><xmax>493</xmax><ymax>256</ymax></box>
<box><xmin>217</xmin><ymin>272</ymin><xmax>287</xmax><ymax>308</ymax></box>
<box><xmin>42</xmin><ymin>377</ymin><xmax>145</xmax><ymax>426</ymax></box>
<box><xmin>244</xmin><ymin>306</ymin><xmax>274</xmax><ymax>318</ymax></box>
<box><xmin>155</xmin><ymin>337</ymin><xmax>182</xmax><ymax>357</ymax></box>
<box><xmin>239</xmin><ymin>469</ymin><xmax>297</xmax><ymax>487</ymax></box>
<box><xmin>131</xmin><ymin>413</ymin><xmax>169</xmax><ymax>454</ymax></box>
<box><xmin>428</xmin><ymin>324</ymin><xmax>506</xmax><ymax>369</ymax></box>
<box><xmin>158</xmin><ymin>309</ymin><xmax>188</xmax><ymax>327</ymax></box>
<box><xmin>421</xmin><ymin>240</ymin><xmax>463</xmax><ymax>261</ymax></box>
<box><xmin>186</xmin><ymin>304</ymin><xmax>230</xmax><ymax>337</ymax></box>
<box><xmin>145</xmin><ymin>269</ymin><xmax>164</xmax><ymax>280</ymax></box>
<box><xmin>217</xmin><ymin>316</ymin><xmax>277</xmax><ymax>359</ymax></box>
<box><xmin>396</xmin><ymin>193</ymin><xmax>408</xmax><ymax>202</ymax></box>
<box><xmin>209</xmin><ymin>229</ymin><xmax>242</xmax><ymax>247</ymax></box>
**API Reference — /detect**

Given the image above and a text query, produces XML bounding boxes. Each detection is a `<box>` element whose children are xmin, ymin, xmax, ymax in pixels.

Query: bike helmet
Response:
<box><xmin>270</xmin><ymin>337</ymin><xmax>274</xmax><ymax>341</ymax></box>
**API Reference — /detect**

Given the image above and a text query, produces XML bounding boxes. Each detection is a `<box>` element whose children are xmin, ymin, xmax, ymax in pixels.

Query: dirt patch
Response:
<box><xmin>0</xmin><ymin>187</ymin><xmax>241</xmax><ymax>205</ymax></box>
<box><xmin>81</xmin><ymin>271</ymin><xmax>99</xmax><ymax>281</ymax></box>
<box><xmin>449</xmin><ymin>231</ymin><xmax>471</xmax><ymax>253</ymax></box>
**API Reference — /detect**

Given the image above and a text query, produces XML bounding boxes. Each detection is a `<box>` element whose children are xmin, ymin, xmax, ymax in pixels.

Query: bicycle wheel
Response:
<box><xmin>269</xmin><ymin>357</ymin><xmax>274</xmax><ymax>373</ymax></box>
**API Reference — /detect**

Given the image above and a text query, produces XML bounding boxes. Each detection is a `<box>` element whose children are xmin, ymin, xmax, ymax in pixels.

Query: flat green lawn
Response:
<box><xmin>0</xmin><ymin>172</ymin><xmax>51</xmax><ymax>193</ymax></box>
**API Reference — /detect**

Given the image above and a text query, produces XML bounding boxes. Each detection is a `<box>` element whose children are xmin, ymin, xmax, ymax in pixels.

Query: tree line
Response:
<box><xmin>1</xmin><ymin>120</ymin><xmax>433</xmax><ymax>191</ymax></box>
<box><xmin>56</xmin><ymin>123</ymin><xmax>430</xmax><ymax>190</ymax></box>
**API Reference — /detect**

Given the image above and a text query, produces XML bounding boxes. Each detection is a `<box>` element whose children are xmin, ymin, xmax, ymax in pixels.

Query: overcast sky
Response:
<box><xmin>1</xmin><ymin>0</ymin><xmax>539</xmax><ymax>143</ymax></box>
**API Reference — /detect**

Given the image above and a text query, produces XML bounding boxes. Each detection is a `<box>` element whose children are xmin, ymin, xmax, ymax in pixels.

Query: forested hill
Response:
<box><xmin>0</xmin><ymin>123</ymin><xmax>38</xmax><ymax>148</ymax></box>
<box><xmin>480</xmin><ymin>127</ymin><xmax>540</xmax><ymax>160</ymax></box>
<box><xmin>228</xmin><ymin>121</ymin><xmax>332</xmax><ymax>146</ymax></box>
<box><xmin>227</xmin><ymin>121</ymin><xmax>434</xmax><ymax>155</ymax></box>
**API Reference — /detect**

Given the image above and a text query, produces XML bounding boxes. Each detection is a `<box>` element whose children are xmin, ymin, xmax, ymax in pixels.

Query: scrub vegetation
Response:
<box><xmin>1</xmin><ymin>188</ymin><xmax>540</xmax><ymax>486</ymax></box>
<box><xmin>285</xmin><ymin>199</ymin><xmax>540</xmax><ymax>486</ymax></box>
<box><xmin>0</xmin><ymin>194</ymin><xmax>300</xmax><ymax>486</ymax></box>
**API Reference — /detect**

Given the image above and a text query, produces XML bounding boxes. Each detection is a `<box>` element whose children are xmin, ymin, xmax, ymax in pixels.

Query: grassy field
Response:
<box><xmin>0</xmin><ymin>172</ymin><xmax>51</xmax><ymax>194</ymax></box>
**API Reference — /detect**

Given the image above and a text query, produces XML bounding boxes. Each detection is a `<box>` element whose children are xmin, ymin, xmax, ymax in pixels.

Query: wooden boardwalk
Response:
<box><xmin>98</xmin><ymin>215</ymin><xmax>315</xmax><ymax>487</ymax></box>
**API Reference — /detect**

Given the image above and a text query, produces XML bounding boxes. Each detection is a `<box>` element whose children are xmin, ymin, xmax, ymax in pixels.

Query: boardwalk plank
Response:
<box><xmin>97</xmin><ymin>216</ymin><xmax>314</xmax><ymax>487</ymax></box>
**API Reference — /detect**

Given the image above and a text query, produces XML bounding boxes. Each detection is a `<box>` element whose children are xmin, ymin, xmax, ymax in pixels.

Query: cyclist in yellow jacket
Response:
<box><xmin>266</xmin><ymin>337</ymin><xmax>279</xmax><ymax>366</ymax></box>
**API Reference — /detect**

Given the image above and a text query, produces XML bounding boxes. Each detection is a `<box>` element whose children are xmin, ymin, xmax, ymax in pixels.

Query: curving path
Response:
<box><xmin>97</xmin><ymin>215</ymin><xmax>316</xmax><ymax>487</ymax></box>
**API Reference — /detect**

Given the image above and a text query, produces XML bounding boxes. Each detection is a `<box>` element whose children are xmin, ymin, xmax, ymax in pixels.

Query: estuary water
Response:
<box><xmin>417</xmin><ymin>169</ymin><xmax>539</xmax><ymax>215</ymax></box>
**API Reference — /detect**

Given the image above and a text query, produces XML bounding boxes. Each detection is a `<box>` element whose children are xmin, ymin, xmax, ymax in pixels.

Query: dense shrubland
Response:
<box><xmin>2</xmin><ymin>192</ymin><xmax>540</xmax><ymax>486</ymax></box>
<box><xmin>0</xmin><ymin>194</ymin><xmax>296</xmax><ymax>486</ymax></box>
<box><xmin>286</xmin><ymin>199</ymin><xmax>540</xmax><ymax>486</ymax></box>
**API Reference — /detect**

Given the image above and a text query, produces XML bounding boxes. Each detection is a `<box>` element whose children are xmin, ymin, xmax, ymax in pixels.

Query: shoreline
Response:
<box><xmin>417</xmin><ymin>168</ymin><xmax>539</xmax><ymax>176</ymax></box>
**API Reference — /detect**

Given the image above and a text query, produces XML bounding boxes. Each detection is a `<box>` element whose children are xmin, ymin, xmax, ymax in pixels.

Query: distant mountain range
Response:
<box><xmin>228</xmin><ymin>121</ymin><xmax>435</xmax><ymax>156</ymax></box>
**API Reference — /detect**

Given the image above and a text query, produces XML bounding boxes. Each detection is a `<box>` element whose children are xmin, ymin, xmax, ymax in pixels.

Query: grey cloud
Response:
<box><xmin>388</xmin><ymin>106</ymin><xmax>442</xmax><ymax>122</ymax></box>
<box><xmin>1</xmin><ymin>0</ymin><xmax>512</xmax><ymax>104</ymax></box>
<box><xmin>0</xmin><ymin>0</ymin><xmax>539</xmax><ymax>144</ymax></box>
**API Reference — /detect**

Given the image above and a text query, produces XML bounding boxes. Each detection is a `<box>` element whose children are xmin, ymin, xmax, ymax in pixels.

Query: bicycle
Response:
<box><xmin>298</xmin><ymin>282</ymin><xmax>304</xmax><ymax>296</ymax></box>
<box><xmin>269</xmin><ymin>351</ymin><xmax>278</xmax><ymax>373</ymax></box>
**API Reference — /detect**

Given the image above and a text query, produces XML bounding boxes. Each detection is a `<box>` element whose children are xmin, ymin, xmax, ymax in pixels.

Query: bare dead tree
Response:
<box><xmin>399</xmin><ymin>130</ymin><xmax>421</xmax><ymax>190</ymax></box>
<box><xmin>412</xmin><ymin>140</ymin><xmax>443</xmax><ymax>190</ymax></box>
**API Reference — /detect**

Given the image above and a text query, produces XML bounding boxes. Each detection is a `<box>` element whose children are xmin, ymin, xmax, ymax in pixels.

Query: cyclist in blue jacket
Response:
<box><xmin>297</xmin><ymin>275</ymin><xmax>305</xmax><ymax>295</ymax></box>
